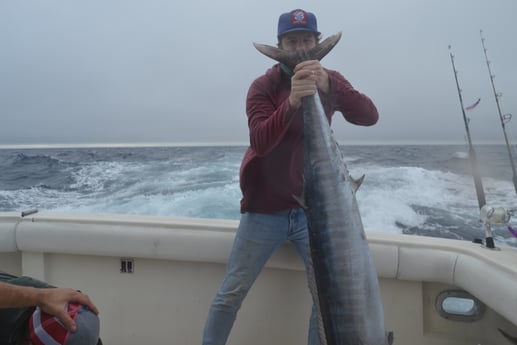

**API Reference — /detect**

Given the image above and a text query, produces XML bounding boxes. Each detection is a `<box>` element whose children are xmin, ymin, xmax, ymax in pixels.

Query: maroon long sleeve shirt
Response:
<box><xmin>239</xmin><ymin>64</ymin><xmax>378</xmax><ymax>214</ymax></box>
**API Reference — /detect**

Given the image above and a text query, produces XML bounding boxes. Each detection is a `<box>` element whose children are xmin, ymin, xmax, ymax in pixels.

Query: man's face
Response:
<box><xmin>278</xmin><ymin>31</ymin><xmax>317</xmax><ymax>52</ymax></box>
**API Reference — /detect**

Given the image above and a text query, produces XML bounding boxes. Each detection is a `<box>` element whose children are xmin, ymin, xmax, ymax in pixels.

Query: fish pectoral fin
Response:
<box><xmin>351</xmin><ymin>174</ymin><xmax>365</xmax><ymax>192</ymax></box>
<box><xmin>498</xmin><ymin>328</ymin><xmax>517</xmax><ymax>344</ymax></box>
<box><xmin>292</xmin><ymin>194</ymin><xmax>307</xmax><ymax>209</ymax></box>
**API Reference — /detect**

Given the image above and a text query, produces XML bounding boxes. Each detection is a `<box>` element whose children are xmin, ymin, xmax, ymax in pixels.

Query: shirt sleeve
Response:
<box><xmin>245</xmin><ymin>75</ymin><xmax>302</xmax><ymax>157</ymax></box>
<box><xmin>325</xmin><ymin>70</ymin><xmax>379</xmax><ymax>126</ymax></box>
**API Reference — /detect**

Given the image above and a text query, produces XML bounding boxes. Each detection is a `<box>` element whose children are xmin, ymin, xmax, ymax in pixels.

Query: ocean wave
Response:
<box><xmin>1</xmin><ymin>145</ymin><xmax>516</xmax><ymax>247</ymax></box>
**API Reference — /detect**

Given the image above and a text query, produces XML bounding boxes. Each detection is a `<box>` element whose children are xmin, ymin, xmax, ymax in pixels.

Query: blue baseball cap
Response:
<box><xmin>277</xmin><ymin>9</ymin><xmax>320</xmax><ymax>39</ymax></box>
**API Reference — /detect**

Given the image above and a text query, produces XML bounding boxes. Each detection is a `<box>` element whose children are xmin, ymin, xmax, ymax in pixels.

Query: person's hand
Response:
<box><xmin>288</xmin><ymin>60</ymin><xmax>329</xmax><ymax>109</ymax></box>
<box><xmin>37</xmin><ymin>288</ymin><xmax>99</xmax><ymax>332</ymax></box>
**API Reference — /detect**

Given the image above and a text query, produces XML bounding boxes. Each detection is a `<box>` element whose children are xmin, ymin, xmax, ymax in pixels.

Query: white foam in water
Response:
<box><xmin>355</xmin><ymin>163</ymin><xmax>514</xmax><ymax>244</ymax></box>
<box><xmin>357</xmin><ymin>166</ymin><xmax>442</xmax><ymax>234</ymax></box>
<box><xmin>50</xmin><ymin>159</ymin><xmax>243</xmax><ymax>219</ymax></box>
<box><xmin>2</xmin><ymin>145</ymin><xmax>517</xmax><ymax>247</ymax></box>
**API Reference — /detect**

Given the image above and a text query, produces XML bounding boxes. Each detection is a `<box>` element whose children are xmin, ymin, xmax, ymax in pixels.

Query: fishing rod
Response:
<box><xmin>480</xmin><ymin>30</ymin><xmax>517</xmax><ymax>196</ymax></box>
<box><xmin>448</xmin><ymin>46</ymin><xmax>487</xmax><ymax>209</ymax></box>
<box><xmin>449</xmin><ymin>46</ymin><xmax>497</xmax><ymax>249</ymax></box>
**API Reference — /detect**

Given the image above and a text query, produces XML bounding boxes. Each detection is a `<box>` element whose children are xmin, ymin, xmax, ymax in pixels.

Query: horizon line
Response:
<box><xmin>0</xmin><ymin>139</ymin><xmax>508</xmax><ymax>149</ymax></box>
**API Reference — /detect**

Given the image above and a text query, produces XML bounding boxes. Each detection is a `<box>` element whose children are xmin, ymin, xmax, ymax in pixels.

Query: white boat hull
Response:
<box><xmin>1</xmin><ymin>211</ymin><xmax>516</xmax><ymax>344</ymax></box>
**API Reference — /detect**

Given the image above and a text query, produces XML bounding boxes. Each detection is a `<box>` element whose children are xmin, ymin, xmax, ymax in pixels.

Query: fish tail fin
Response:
<box><xmin>387</xmin><ymin>331</ymin><xmax>394</xmax><ymax>345</ymax></box>
<box><xmin>253</xmin><ymin>32</ymin><xmax>342</xmax><ymax>68</ymax></box>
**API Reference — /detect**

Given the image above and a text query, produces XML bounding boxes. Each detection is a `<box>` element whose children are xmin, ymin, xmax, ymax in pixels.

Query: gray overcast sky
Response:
<box><xmin>1</xmin><ymin>0</ymin><xmax>516</xmax><ymax>146</ymax></box>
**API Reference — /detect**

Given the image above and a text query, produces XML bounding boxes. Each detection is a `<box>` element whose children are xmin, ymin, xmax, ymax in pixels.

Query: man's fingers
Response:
<box><xmin>54</xmin><ymin>309</ymin><xmax>78</xmax><ymax>332</ymax></box>
<box><xmin>76</xmin><ymin>293</ymin><xmax>99</xmax><ymax>314</ymax></box>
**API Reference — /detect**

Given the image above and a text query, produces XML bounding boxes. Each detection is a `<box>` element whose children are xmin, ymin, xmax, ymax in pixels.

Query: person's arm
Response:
<box><xmin>0</xmin><ymin>281</ymin><xmax>98</xmax><ymax>331</ymax></box>
<box><xmin>326</xmin><ymin>70</ymin><xmax>379</xmax><ymax>126</ymax></box>
<box><xmin>246</xmin><ymin>72</ymin><xmax>301</xmax><ymax>157</ymax></box>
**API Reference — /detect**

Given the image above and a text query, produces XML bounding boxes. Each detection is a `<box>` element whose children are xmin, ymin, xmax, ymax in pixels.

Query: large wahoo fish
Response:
<box><xmin>254</xmin><ymin>33</ymin><xmax>393</xmax><ymax>345</ymax></box>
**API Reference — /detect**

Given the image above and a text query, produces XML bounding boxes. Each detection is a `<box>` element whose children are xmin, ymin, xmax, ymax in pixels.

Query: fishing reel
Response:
<box><xmin>480</xmin><ymin>205</ymin><xmax>511</xmax><ymax>226</ymax></box>
<box><xmin>477</xmin><ymin>205</ymin><xmax>517</xmax><ymax>249</ymax></box>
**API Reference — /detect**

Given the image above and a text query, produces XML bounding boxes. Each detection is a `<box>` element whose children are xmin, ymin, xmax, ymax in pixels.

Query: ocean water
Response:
<box><xmin>1</xmin><ymin>144</ymin><xmax>517</xmax><ymax>247</ymax></box>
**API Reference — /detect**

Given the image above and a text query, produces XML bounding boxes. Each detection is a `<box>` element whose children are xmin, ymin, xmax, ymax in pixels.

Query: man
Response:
<box><xmin>0</xmin><ymin>272</ymin><xmax>101</xmax><ymax>345</ymax></box>
<box><xmin>202</xmin><ymin>9</ymin><xmax>378</xmax><ymax>345</ymax></box>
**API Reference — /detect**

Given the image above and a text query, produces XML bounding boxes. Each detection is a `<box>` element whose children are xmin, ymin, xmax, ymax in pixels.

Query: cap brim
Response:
<box><xmin>278</xmin><ymin>28</ymin><xmax>320</xmax><ymax>38</ymax></box>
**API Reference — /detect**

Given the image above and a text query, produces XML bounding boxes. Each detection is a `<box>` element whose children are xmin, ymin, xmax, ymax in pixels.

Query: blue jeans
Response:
<box><xmin>202</xmin><ymin>208</ymin><xmax>319</xmax><ymax>345</ymax></box>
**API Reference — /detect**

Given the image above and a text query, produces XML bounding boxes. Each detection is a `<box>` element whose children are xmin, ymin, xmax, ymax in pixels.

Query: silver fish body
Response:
<box><xmin>253</xmin><ymin>33</ymin><xmax>393</xmax><ymax>344</ymax></box>
<box><xmin>302</xmin><ymin>93</ymin><xmax>390</xmax><ymax>345</ymax></box>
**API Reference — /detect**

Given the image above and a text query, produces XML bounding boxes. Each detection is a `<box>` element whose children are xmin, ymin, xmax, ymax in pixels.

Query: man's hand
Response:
<box><xmin>37</xmin><ymin>288</ymin><xmax>99</xmax><ymax>332</ymax></box>
<box><xmin>288</xmin><ymin>60</ymin><xmax>329</xmax><ymax>109</ymax></box>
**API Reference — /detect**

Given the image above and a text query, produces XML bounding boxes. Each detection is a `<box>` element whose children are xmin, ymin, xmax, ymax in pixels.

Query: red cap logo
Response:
<box><xmin>291</xmin><ymin>10</ymin><xmax>307</xmax><ymax>25</ymax></box>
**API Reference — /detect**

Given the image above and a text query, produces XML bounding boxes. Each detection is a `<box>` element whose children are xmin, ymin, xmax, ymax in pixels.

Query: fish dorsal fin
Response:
<box><xmin>352</xmin><ymin>174</ymin><xmax>365</xmax><ymax>192</ymax></box>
